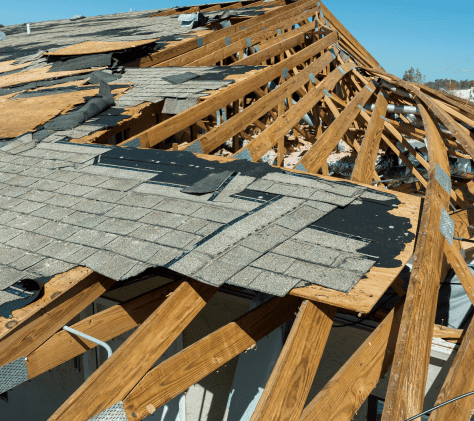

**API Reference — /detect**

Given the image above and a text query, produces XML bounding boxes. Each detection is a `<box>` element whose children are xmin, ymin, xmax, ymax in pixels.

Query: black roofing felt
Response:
<box><xmin>100</xmin><ymin>146</ymin><xmax>285</xmax><ymax>180</ymax></box>
<box><xmin>182</xmin><ymin>171</ymin><xmax>234</xmax><ymax>194</ymax></box>
<box><xmin>311</xmin><ymin>199</ymin><xmax>414</xmax><ymax>269</ymax></box>
<box><xmin>0</xmin><ymin>279</ymin><xmax>42</xmax><ymax>319</ymax></box>
<box><xmin>43</xmin><ymin>80</ymin><xmax>115</xmax><ymax>131</ymax></box>
<box><xmin>48</xmin><ymin>53</ymin><xmax>113</xmax><ymax>72</ymax></box>
<box><xmin>0</xmin><ymin>74</ymin><xmax>93</xmax><ymax>96</ymax></box>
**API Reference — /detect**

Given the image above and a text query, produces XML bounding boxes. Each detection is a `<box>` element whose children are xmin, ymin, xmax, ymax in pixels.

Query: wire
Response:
<box><xmin>405</xmin><ymin>390</ymin><xmax>474</xmax><ymax>421</ymax></box>
<box><xmin>333</xmin><ymin>292</ymin><xmax>400</xmax><ymax>328</ymax></box>
<box><xmin>372</xmin><ymin>176</ymin><xmax>414</xmax><ymax>184</ymax></box>
<box><xmin>453</xmin><ymin>236</ymin><xmax>474</xmax><ymax>244</ymax></box>
<box><xmin>450</xmin><ymin>205</ymin><xmax>474</xmax><ymax>215</ymax></box>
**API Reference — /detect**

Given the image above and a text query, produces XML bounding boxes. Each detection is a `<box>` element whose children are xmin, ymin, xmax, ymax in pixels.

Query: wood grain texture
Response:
<box><xmin>0</xmin><ymin>267</ymin><xmax>92</xmax><ymax>341</ymax></box>
<box><xmin>0</xmin><ymin>66</ymin><xmax>99</xmax><ymax>89</ymax></box>
<box><xmin>297</xmin><ymin>80</ymin><xmax>376</xmax><ymax>173</ymax></box>
<box><xmin>48</xmin><ymin>280</ymin><xmax>217</xmax><ymax>421</ymax></box>
<box><xmin>26</xmin><ymin>279</ymin><xmax>183</xmax><ymax>379</ymax></box>
<box><xmin>0</xmin><ymin>86</ymin><xmax>127</xmax><ymax>139</ymax></box>
<box><xmin>44</xmin><ymin>39</ymin><xmax>158</xmax><ymax>56</ymax></box>
<box><xmin>443</xmin><ymin>242</ymin><xmax>474</xmax><ymax>306</ymax></box>
<box><xmin>351</xmin><ymin>92</ymin><xmax>388</xmax><ymax>184</ymax></box>
<box><xmin>154</xmin><ymin>0</ymin><xmax>317</xmax><ymax>68</ymax></box>
<box><xmin>381</xmin><ymin>100</ymin><xmax>450</xmax><ymax>421</ymax></box>
<box><xmin>250</xmin><ymin>301</ymin><xmax>336</xmax><ymax>421</ymax></box>
<box><xmin>318</xmin><ymin>1</ymin><xmax>380</xmax><ymax>70</ymax></box>
<box><xmin>187</xmin><ymin>48</ymin><xmax>336</xmax><ymax>155</ymax></box>
<box><xmin>122</xmin><ymin>295</ymin><xmax>300</xmax><ymax>420</ymax></box>
<box><xmin>246</xmin><ymin>63</ymin><xmax>353</xmax><ymax>162</ymax></box>
<box><xmin>300</xmin><ymin>299</ymin><xmax>405</xmax><ymax>421</ymax></box>
<box><xmin>124</xmin><ymin>30</ymin><xmax>338</xmax><ymax>148</ymax></box>
<box><xmin>0</xmin><ymin>269</ymin><xmax>114</xmax><ymax>367</ymax></box>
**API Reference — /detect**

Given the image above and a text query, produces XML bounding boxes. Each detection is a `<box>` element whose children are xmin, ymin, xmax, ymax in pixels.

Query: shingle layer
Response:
<box><xmin>0</xmin><ymin>140</ymin><xmax>404</xmax><ymax>303</ymax></box>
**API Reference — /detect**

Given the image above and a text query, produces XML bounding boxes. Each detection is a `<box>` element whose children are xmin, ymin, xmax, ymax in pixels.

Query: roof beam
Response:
<box><xmin>294</xmin><ymin>79</ymin><xmax>376</xmax><ymax>173</ymax></box>
<box><xmin>26</xmin><ymin>279</ymin><xmax>184</xmax><ymax>380</ymax></box>
<box><xmin>351</xmin><ymin>92</ymin><xmax>388</xmax><ymax>184</ymax></box>
<box><xmin>48</xmin><ymin>280</ymin><xmax>217</xmax><ymax>421</ymax></box>
<box><xmin>0</xmin><ymin>268</ymin><xmax>115</xmax><ymax>368</ymax></box>
<box><xmin>238</xmin><ymin>63</ymin><xmax>353</xmax><ymax>162</ymax></box>
<box><xmin>250</xmin><ymin>301</ymin><xmax>336</xmax><ymax>421</ymax></box>
<box><xmin>380</xmin><ymin>100</ymin><xmax>451</xmax><ymax>421</ymax></box>
<box><xmin>186</xmin><ymin>48</ymin><xmax>335</xmax><ymax>155</ymax></box>
<box><xmin>122</xmin><ymin>295</ymin><xmax>300</xmax><ymax>420</ymax></box>
<box><xmin>299</xmin><ymin>299</ymin><xmax>404</xmax><ymax>421</ymax></box>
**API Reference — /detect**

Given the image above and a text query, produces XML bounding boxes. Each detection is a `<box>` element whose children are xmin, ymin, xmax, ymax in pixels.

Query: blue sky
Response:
<box><xmin>2</xmin><ymin>0</ymin><xmax>473</xmax><ymax>82</ymax></box>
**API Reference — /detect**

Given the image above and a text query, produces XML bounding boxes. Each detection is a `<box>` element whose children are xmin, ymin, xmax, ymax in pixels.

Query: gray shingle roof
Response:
<box><xmin>0</xmin><ymin>138</ymin><xmax>408</xmax><ymax>307</ymax></box>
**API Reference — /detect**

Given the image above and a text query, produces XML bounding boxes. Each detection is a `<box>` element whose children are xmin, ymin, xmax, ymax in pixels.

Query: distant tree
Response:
<box><xmin>445</xmin><ymin>80</ymin><xmax>459</xmax><ymax>91</ymax></box>
<box><xmin>425</xmin><ymin>78</ymin><xmax>474</xmax><ymax>92</ymax></box>
<box><xmin>402</xmin><ymin>67</ymin><xmax>426</xmax><ymax>85</ymax></box>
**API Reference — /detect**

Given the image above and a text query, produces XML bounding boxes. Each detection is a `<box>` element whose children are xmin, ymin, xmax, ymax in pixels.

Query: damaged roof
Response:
<box><xmin>1</xmin><ymin>1</ymin><xmax>474</xmax><ymax>420</ymax></box>
<box><xmin>0</xmin><ymin>138</ymin><xmax>412</xmax><ymax>307</ymax></box>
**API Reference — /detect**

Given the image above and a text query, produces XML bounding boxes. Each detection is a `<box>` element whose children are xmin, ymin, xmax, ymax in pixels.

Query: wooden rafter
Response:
<box><xmin>250</xmin><ymin>301</ymin><xmax>336</xmax><ymax>421</ymax></box>
<box><xmin>121</xmin><ymin>295</ymin><xmax>300</xmax><ymax>420</ymax></box>
<box><xmin>26</xmin><ymin>279</ymin><xmax>183</xmax><ymax>380</ymax></box>
<box><xmin>48</xmin><ymin>280</ymin><xmax>217</xmax><ymax>421</ymax></box>
<box><xmin>0</xmin><ymin>268</ymin><xmax>115</xmax><ymax>368</ymax></box>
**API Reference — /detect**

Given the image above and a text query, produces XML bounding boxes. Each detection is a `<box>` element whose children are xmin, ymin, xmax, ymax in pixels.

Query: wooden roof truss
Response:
<box><xmin>2</xmin><ymin>0</ymin><xmax>474</xmax><ymax>420</ymax></box>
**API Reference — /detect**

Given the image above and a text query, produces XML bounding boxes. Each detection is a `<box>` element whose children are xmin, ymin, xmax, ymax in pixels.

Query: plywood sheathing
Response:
<box><xmin>0</xmin><ymin>86</ymin><xmax>129</xmax><ymax>139</ymax></box>
<box><xmin>0</xmin><ymin>66</ymin><xmax>105</xmax><ymax>89</ymax></box>
<box><xmin>0</xmin><ymin>59</ymin><xmax>34</xmax><ymax>74</ymax></box>
<box><xmin>44</xmin><ymin>39</ymin><xmax>159</xmax><ymax>56</ymax></box>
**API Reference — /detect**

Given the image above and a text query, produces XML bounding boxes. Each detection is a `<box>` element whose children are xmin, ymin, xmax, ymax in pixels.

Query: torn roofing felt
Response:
<box><xmin>0</xmin><ymin>140</ymin><xmax>413</xmax><ymax>314</ymax></box>
<box><xmin>42</xmin><ymin>80</ymin><xmax>115</xmax><ymax>131</ymax></box>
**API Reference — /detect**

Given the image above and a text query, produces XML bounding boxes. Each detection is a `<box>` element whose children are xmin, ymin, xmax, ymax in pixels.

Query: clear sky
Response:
<box><xmin>2</xmin><ymin>0</ymin><xmax>473</xmax><ymax>82</ymax></box>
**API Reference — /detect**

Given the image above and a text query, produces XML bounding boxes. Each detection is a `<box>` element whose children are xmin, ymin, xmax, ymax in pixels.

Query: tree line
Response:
<box><xmin>402</xmin><ymin>67</ymin><xmax>474</xmax><ymax>91</ymax></box>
